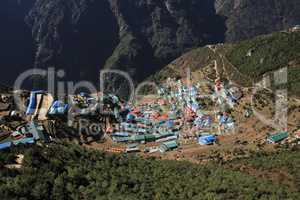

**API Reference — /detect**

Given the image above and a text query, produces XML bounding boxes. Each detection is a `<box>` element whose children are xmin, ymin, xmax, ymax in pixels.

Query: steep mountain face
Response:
<box><xmin>26</xmin><ymin>0</ymin><xmax>226</xmax><ymax>85</ymax></box>
<box><xmin>216</xmin><ymin>0</ymin><xmax>300</xmax><ymax>42</ymax></box>
<box><xmin>0</xmin><ymin>0</ymin><xmax>36</xmax><ymax>87</ymax></box>
<box><xmin>0</xmin><ymin>0</ymin><xmax>299</xmax><ymax>87</ymax></box>
<box><xmin>26</xmin><ymin>0</ymin><xmax>120</xmax><ymax>85</ymax></box>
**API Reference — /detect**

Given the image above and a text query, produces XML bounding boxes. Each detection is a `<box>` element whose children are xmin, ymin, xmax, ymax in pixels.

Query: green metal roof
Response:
<box><xmin>130</xmin><ymin>135</ymin><xmax>145</xmax><ymax>141</ymax></box>
<box><xmin>268</xmin><ymin>132</ymin><xmax>289</xmax><ymax>143</ymax></box>
<box><xmin>156</xmin><ymin>132</ymin><xmax>175</xmax><ymax>139</ymax></box>
<box><xmin>113</xmin><ymin>136</ymin><xmax>130</xmax><ymax>142</ymax></box>
<box><xmin>161</xmin><ymin>140</ymin><xmax>178</xmax><ymax>149</ymax></box>
<box><xmin>144</xmin><ymin>134</ymin><xmax>156</xmax><ymax>142</ymax></box>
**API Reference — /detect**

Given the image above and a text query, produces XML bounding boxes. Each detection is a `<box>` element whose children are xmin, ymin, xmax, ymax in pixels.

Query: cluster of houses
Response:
<box><xmin>0</xmin><ymin>77</ymin><xmax>298</xmax><ymax>153</ymax></box>
<box><xmin>0</xmin><ymin>91</ymin><xmax>107</xmax><ymax>150</ymax></box>
<box><xmin>108</xmin><ymin>104</ymin><xmax>181</xmax><ymax>153</ymax></box>
<box><xmin>105</xmin><ymin>77</ymin><xmax>300</xmax><ymax>153</ymax></box>
<box><xmin>0</xmin><ymin>121</ymin><xmax>49</xmax><ymax>150</ymax></box>
<box><xmin>104</xmin><ymin>78</ymin><xmax>244</xmax><ymax>153</ymax></box>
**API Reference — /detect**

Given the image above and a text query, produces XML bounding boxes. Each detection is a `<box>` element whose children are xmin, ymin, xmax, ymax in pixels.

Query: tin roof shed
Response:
<box><xmin>159</xmin><ymin>140</ymin><xmax>178</xmax><ymax>152</ymax></box>
<box><xmin>0</xmin><ymin>141</ymin><xmax>12</xmax><ymax>150</ymax></box>
<box><xmin>267</xmin><ymin>132</ymin><xmax>289</xmax><ymax>143</ymax></box>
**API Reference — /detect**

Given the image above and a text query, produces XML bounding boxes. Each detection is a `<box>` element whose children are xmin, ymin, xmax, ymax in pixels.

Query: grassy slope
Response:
<box><xmin>0</xmin><ymin>143</ymin><xmax>300</xmax><ymax>200</ymax></box>
<box><xmin>227</xmin><ymin>32</ymin><xmax>299</xmax><ymax>78</ymax></box>
<box><xmin>154</xmin><ymin>31</ymin><xmax>300</xmax><ymax>96</ymax></box>
<box><xmin>227</xmin><ymin>31</ymin><xmax>300</xmax><ymax>95</ymax></box>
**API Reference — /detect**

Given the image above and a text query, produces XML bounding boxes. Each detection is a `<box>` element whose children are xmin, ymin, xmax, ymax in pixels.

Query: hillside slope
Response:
<box><xmin>154</xmin><ymin>31</ymin><xmax>300</xmax><ymax>96</ymax></box>
<box><xmin>1</xmin><ymin>142</ymin><xmax>300</xmax><ymax>200</ymax></box>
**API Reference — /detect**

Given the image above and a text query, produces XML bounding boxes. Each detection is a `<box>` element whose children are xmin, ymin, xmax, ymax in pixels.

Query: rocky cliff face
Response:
<box><xmin>216</xmin><ymin>0</ymin><xmax>300</xmax><ymax>42</ymax></box>
<box><xmin>0</xmin><ymin>0</ymin><xmax>299</xmax><ymax>87</ymax></box>
<box><xmin>26</xmin><ymin>0</ymin><xmax>120</xmax><ymax>85</ymax></box>
<box><xmin>25</xmin><ymin>0</ymin><xmax>226</xmax><ymax>85</ymax></box>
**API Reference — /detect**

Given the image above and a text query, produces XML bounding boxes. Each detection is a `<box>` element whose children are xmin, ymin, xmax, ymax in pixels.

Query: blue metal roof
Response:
<box><xmin>48</xmin><ymin>100</ymin><xmax>69</xmax><ymax>115</ymax></box>
<box><xmin>26</xmin><ymin>91</ymin><xmax>45</xmax><ymax>115</ymax></box>
<box><xmin>198</xmin><ymin>135</ymin><xmax>216</xmax><ymax>145</ymax></box>
<box><xmin>0</xmin><ymin>142</ymin><xmax>12</xmax><ymax>150</ymax></box>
